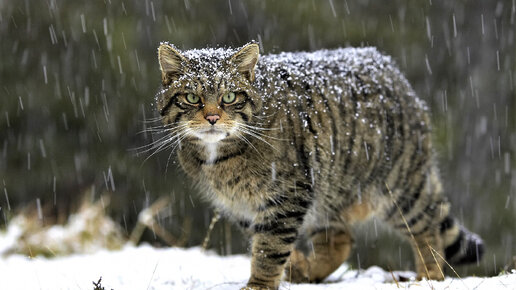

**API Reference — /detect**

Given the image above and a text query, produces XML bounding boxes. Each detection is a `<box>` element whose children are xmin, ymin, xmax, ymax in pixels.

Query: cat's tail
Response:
<box><xmin>439</xmin><ymin>215</ymin><xmax>484</xmax><ymax>265</ymax></box>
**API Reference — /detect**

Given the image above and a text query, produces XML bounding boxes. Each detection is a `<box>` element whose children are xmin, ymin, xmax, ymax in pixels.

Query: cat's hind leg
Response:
<box><xmin>383</xmin><ymin>166</ymin><xmax>448</xmax><ymax>280</ymax></box>
<box><xmin>286</xmin><ymin>227</ymin><xmax>353</xmax><ymax>283</ymax></box>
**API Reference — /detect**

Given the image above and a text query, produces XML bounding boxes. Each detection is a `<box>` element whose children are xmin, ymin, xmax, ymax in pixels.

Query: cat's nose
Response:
<box><xmin>205</xmin><ymin>114</ymin><xmax>220</xmax><ymax>125</ymax></box>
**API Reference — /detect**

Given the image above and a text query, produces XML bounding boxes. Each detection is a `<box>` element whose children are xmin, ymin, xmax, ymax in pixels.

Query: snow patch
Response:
<box><xmin>0</xmin><ymin>246</ymin><xmax>514</xmax><ymax>290</ymax></box>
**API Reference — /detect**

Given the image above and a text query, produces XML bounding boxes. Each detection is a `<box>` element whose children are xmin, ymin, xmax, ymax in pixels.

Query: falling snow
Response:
<box><xmin>1</xmin><ymin>0</ymin><xmax>515</xmax><ymax>285</ymax></box>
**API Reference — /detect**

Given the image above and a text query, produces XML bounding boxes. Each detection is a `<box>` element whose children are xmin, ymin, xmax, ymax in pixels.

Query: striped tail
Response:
<box><xmin>440</xmin><ymin>216</ymin><xmax>484</xmax><ymax>265</ymax></box>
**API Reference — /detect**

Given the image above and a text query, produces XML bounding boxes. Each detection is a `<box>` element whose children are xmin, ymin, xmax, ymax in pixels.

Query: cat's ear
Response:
<box><xmin>158</xmin><ymin>43</ymin><xmax>187</xmax><ymax>86</ymax></box>
<box><xmin>230</xmin><ymin>43</ymin><xmax>259</xmax><ymax>82</ymax></box>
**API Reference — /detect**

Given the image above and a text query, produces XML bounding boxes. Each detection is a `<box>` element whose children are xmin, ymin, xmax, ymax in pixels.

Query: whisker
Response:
<box><xmin>132</xmin><ymin>127</ymin><xmax>187</xmax><ymax>152</ymax></box>
<box><xmin>140</xmin><ymin>115</ymin><xmax>165</xmax><ymax>123</ymax></box>
<box><xmin>235</xmin><ymin>121</ymin><xmax>285</xmax><ymax>136</ymax></box>
<box><xmin>235</xmin><ymin>123</ymin><xmax>287</xmax><ymax>141</ymax></box>
<box><xmin>147</xmin><ymin>121</ymin><xmax>190</xmax><ymax>130</ymax></box>
<box><xmin>164</xmin><ymin>132</ymin><xmax>193</xmax><ymax>170</ymax></box>
<box><xmin>165</xmin><ymin>130</ymin><xmax>193</xmax><ymax>172</ymax></box>
<box><xmin>132</xmin><ymin>135</ymin><xmax>171</xmax><ymax>153</ymax></box>
<box><xmin>135</xmin><ymin>123</ymin><xmax>191</xmax><ymax>156</ymax></box>
<box><xmin>237</xmin><ymin>123</ymin><xmax>280</xmax><ymax>131</ymax></box>
<box><xmin>137</xmin><ymin>123</ymin><xmax>189</xmax><ymax>135</ymax></box>
<box><xmin>165</xmin><ymin>148</ymin><xmax>176</xmax><ymax>173</ymax></box>
<box><xmin>133</xmin><ymin>122</ymin><xmax>191</xmax><ymax>150</ymax></box>
<box><xmin>241</xmin><ymin>128</ymin><xmax>283</xmax><ymax>141</ymax></box>
<box><xmin>235</xmin><ymin>127</ymin><xmax>279</xmax><ymax>152</ymax></box>
<box><xmin>235</xmin><ymin>132</ymin><xmax>261</xmax><ymax>155</ymax></box>
<box><xmin>136</xmin><ymin>134</ymin><xmax>180</xmax><ymax>155</ymax></box>
<box><xmin>142</xmin><ymin>128</ymin><xmax>191</xmax><ymax>164</ymax></box>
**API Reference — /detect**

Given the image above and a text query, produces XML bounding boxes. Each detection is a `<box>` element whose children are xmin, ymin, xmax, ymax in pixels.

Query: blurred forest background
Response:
<box><xmin>1</xmin><ymin>0</ymin><xmax>515</xmax><ymax>277</ymax></box>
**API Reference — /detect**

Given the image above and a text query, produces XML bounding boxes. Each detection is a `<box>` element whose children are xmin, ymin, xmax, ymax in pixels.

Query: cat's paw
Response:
<box><xmin>284</xmin><ymin>250</ymin><xmax>311</xmax><ymax>283</ymax></box>
<box><xmin>415</xmin><ymin>265</ymin><xmax>445</xmax><ymax>281</ymax></box>
<box><xmin>241</xmin><ymin>285</ymin><xmax>274</xmax><ymax>290</ymax></box>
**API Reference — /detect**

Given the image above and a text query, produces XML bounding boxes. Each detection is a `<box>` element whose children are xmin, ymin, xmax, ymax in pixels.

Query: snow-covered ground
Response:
<box><xmin>0</xmin><ymin>245</ymin><xmax>515</xmax><ymax>290</ymax></box>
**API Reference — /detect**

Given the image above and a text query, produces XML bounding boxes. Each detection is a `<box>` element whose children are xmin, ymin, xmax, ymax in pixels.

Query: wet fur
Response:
<box><xmin>156</xmin><ymin>43</ymin><xmax>484</xmax><ymax>289</ymax></box>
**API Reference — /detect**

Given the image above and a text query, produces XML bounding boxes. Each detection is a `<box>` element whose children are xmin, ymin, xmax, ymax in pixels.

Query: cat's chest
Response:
<box><xmin>200</xmin><ymin>160</ymin><xmax>269</xmax><ymax>217</ymax></box>
<box><xmin>179</xmin><ymin>145</ymin><xmax>277</xmax><ymax>213</ymax></box>
<box><xmin>202</xmin><ymin>157</ymin><xmax>282</xmax><ymax>213</ymax></box>
<box><xmin>201</xmin><ymin>159</ymin><xmax>260</xmax><ymax>197</ymax></box>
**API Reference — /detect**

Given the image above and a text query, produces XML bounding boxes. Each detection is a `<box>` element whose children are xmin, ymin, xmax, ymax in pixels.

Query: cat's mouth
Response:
<box><xmin>202</xmin><ymin>127</ymin><xmax>224</xmax><ymax>134</ymax></box>
<box><xmin>194</xmin><ymin>127</ymin><xmax>230</xmax><ymax>144</ymax></box>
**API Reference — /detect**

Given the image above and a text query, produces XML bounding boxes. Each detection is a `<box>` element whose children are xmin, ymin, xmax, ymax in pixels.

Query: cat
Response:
<box><xmin>155</xmin><ymin>42</ymin><xmax>484</xmax><ymax>289</ymax></box>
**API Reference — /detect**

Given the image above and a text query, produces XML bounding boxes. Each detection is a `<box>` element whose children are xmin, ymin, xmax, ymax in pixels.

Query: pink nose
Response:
<box><xmin>205</xmin><ymin>114</ymin><xmax>220</xmax><ymax>125</ymax></box>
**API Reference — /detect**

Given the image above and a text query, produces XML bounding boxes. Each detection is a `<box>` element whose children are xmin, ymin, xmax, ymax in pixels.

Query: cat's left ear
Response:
<box><xmin>230</xmin><ymin>43</ymin><xmax>259</xmax><ymax>82</ymax></box>
<box><xmin>158</xmin><ymin>43</ymin><xmax>187</xmax><ymax>86</ymax></box>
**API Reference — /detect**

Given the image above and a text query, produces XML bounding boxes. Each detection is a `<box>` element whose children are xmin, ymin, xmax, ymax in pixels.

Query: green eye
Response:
<box><xmin>222</xmin><ymin>92</ymin><xmax>236</xmax><ymax>104</ymax></box>
<box><xmin>186</xmin><ymin>93</ymin><xmax>200</xmax><ymax>104</ymax></box>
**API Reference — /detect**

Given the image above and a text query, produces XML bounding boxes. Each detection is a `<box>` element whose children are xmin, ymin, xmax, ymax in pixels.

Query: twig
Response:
<box><xmin>428</xmin><ymin>245</ymin><xmax>467</xmax><ymax>289</ymax></box>
<box><xmin>130</xmin><ymin>197</ymin><xmax>171</xmax><ymax>244</ymax></box>
<box><xmin>385</xmin><ymin>182</ymin><xmax>437</xmax><ymax>287</ymax></box>
<box><xmin>176</xmin><ymin>217</ymin><xmax>192</xmax><ymax>247</ymax></box>
<box><xmin>389</xmin><ymin>270</ymin><xmax>401</xmax><ymax>288</ymax></box>
<box><xmin>92</xmin><ymin>277</ymin><xmax>105</xmax><ymax>290</ymax></box>
<box><xmin>130</xmin><ymin>196</ymin><xmax>191</xmax><ymax>247</ymax></box>
<box><xmin>427</xmin><ymin>242</ymin><xmax>445</xmax><ymax>280</ymax></box>
<box><xmin>146</xmin><ymin>262</ymin><xmax>159</xmax><ymax>290</ymax></box>
<box><xmin>148</xmin><ymin>220</ymin><xmax>178</xmax><ymax>246</ymax></box>
<box><xmin>202</xmin><ymin>209</ymin><xmax>221</xmax><ymax>250</ymax></box>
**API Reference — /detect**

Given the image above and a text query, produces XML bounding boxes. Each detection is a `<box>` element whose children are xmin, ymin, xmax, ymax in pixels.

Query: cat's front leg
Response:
<box><xmin>246</xmin><ymin>231</ymin><xmax>296</xmax><ymax>289</ymax></box>
<box><xmin>244</xmin><ymin>191</ymin><xmax>312</xmax><ymax>289</ymax></box>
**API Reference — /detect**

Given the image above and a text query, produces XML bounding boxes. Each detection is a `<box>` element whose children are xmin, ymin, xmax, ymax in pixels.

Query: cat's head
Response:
<box><xmin>156</xmin><ymin>42</ymin><xmax>261</xmax><ymax>145</ymax></box>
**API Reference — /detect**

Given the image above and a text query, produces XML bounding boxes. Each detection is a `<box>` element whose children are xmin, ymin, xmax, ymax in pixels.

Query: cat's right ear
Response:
<box><xmin>158</xmin><ymin>43</ymin><xmax>187</xmax><ymax>86</ymax></box>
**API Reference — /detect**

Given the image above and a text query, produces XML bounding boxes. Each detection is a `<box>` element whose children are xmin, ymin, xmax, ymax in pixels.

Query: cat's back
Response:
<box><xmin>255</xmin><ymin>47</ymin><xmax>410</xmax><ymax>97</ymax></box>
<box><xmin>253</xmin><ymin>47</ymin><xmax>432</xmax><ymax>208</ymax></box>
<box><xmin>255</xmin><ymin>47</ymin><xmax>429</xmax><ymax>138</ymax></box>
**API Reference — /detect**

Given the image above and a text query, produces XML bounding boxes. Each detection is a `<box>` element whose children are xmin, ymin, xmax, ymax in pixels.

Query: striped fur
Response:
<box><xmin>156</xmin><ymin>43</ymin><xmax>484</xmax><ymax>289</ymax></box>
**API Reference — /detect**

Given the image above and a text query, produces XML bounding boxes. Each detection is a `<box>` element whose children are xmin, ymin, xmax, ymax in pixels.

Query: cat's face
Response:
<box><xmin>156</xmin><ymin>43</ymin><xmax>261</xmax><ymax>145</ymax></box>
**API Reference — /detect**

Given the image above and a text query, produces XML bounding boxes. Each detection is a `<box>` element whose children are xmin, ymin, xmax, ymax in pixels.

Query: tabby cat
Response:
<box><xmin>155</xmin><ymin>42</ymin><xmax>484</xmax><ymax>289</ymax></box>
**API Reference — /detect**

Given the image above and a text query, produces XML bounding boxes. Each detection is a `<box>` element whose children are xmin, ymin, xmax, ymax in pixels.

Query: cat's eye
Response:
<box><xmin>222</xmin><ymin>92</ymin><xmax>236</xmax><ymax>104</ymax></box>
<box><xmin>186</xmin><ymin>93</ymin><xmax>200</xmax><ymax>104</ymax></box>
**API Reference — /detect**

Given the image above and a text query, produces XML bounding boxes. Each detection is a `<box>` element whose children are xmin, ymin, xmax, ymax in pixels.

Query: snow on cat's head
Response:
<box><xmin>156</xmin><ymin>42</ymin><xmax>262</xmax><ymax>149</ymax></box>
